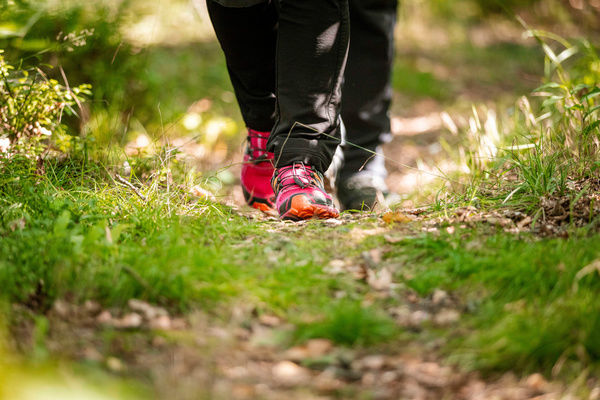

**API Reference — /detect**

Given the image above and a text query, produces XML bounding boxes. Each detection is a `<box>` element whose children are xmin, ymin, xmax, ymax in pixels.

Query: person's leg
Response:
<box><xmin>269</xmin><ymin>0</ymin><xmax>350</xmax><ymax>174</ymax></box>
<box><xmin>268</xmin><ymin>0</ymin><xmax>350</xmax><ymax>220</ymax></box>
<box><xmin>206</xmin><ymin>0</ymin><xmax>277</xmax><ymax>131</ymax></box>
<box><xmin>206</xmin><ymin>0</ymin><xmax>278</xmax><ymax>211</ymax></box>
<box><xmin>337</xmin><ymin>0</ymin><xmax>398</xmax><ymax>210</ymax></box>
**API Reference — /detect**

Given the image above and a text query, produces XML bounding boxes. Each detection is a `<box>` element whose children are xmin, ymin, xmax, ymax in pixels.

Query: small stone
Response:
<box><xmin>361</xmin><ymin>372</ymin><xmax>377</xmax><ymax>386</ymax></box>
<box><xmin>53</xmin><ymin>300</ymin><xmax>70</xmax><ymax>318</ymax></box>
<box><xmin>391</xmin><ymin>306</ymin><xmax>412</xmax><ymax>326</ymax></box>
<box><xmin>314</xmin><ymin>369</ymin><xmax>343</xmax><ymax>392</ymax></box>
<box><xmin>381</xmin><ymin>371</ymin><xmax>399</xmax><ymax>384</ymax></box>
<box><xmin>170</xmin><ymin>318</ymin><xmax>186</xmax><ymax>330</ymax></box>
<box><xmin>525</xmin><ymin>373</ymin><xmax>548</xmax><ymax>392</ymax></box>
<box><xmin>360</xmin><ymin>355</ymin><xmax>386</xmax><ymax>370</ymax></box>
<box><xmin>115</xmin><ymin>313</ymin><xmax>143</xmax><ymax>329</ymax></box>
<box><xmin>433</xmin><ymin>309</ymin><xmax>460</xmax><ymax>326</ymax></box>
<box><xmin>272</xmin><ymin>361</ymin><xmax>310</xmax><ymax>386</ymax></box>
<box><xmin>96</xmin><ymin>310</ymin><xmax>113</xmax><ymax>324</ymax></box>
<box><xmin>150</xmin><ymin>315</ymin><xmax>172</xmax><ymax>330</ymax></box>
<box><xmin>431</xmin><ymin>289</ymin><xmax>449</xmax><ymax>305</ymax></box>
<box><xmin>410</xmin><ymin>310</ymin><xmax>432</xmax><ymax>326</ymax></box>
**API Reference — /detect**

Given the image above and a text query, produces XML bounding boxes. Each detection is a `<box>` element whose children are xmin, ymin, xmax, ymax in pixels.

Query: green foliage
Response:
<box><xmin>504</xmin><ymin>37</ymin><xmax>600</xmax><ymax>203</ymax></box>
<box><xmin>448</xmin><ymin>36</ymin><xmax>600</xmax><ymax>212</ymax></box>
<box><xmin>0</xmin><ymin>0</ymin><xmax>138</xmax><ymax>105</ymax></box>
<box><xmin>0</xmin><ymin>51</ymin><xmax>90</xmax><ymax>157</ymax></box>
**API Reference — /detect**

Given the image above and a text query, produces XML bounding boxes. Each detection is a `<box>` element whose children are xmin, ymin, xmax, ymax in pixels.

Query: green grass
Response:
<box><xmin>293</xmin><ymin>302</ymin><xmax>398</xmax><ymax>346</ymax></box>
<box><xmin>392</xmin><ymin>60</ymin><xmax>450</xmax><ymax>101</ymax></box>
<box><xmin>4</xmin><ymin>151</ymin><xmax>600</xmax><ymax>381</ymax></box>
<box><xmin>0</xmin><ymin>155</ymin><xmax>389</xmax><ymax>341</ymax></box>
<box><xmin>4</xmin><ymin>147</ymin><xmax>600</xmax><ymax>380</ymax></box>
<box><xmin>380</xmin><ymin>228</ymin><xmax>600</xmax><ymax>375</ymax></box>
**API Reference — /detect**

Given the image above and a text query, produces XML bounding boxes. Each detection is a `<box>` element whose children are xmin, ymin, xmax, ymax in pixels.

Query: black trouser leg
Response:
<box><xmin>340</xmin><ymin>0</ymin><xmax>398</xmax><ymax>178</ymax></box>
<box><xmin>208</xmin><ymin>0</ymin><xmax>353</xmax><ymax>173</ymax></box>
<box><xmin>269</xmin><ymin>0</ymin><xmax>350</xmax><ymax>173</ymax></box>
<box><xmin>206</xmin><ymin>1</ymin><xmax>277</xmax><ymax>132</ymax></box>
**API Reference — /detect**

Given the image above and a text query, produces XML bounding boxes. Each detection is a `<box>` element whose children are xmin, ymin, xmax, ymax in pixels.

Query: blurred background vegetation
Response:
<box><xmin>1</xmin><ymin>0</ymin><xmax>598</xmax><ymax>180</ymax></box>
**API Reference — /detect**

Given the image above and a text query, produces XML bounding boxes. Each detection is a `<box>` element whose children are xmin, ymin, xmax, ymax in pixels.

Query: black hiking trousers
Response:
<box><xmin>207</xmin><ymin>0</ymin><xmax>398</xmax><ymax>174</ymax></box>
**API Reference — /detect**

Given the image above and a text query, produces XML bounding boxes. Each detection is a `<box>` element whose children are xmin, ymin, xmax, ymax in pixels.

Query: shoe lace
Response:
<box><xmin>275</xmin><ymin>162</ymin><xmax>322</xmax><ymax>193</ymax></box>
<box><xmin>246</xmin><ymin>130</ymin><xmax>273</xmax><ymax>162</ymax></box>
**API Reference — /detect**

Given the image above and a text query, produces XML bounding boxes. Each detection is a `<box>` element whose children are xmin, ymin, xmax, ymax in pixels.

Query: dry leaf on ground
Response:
<box><xmin>382</xmin><ymin>211</ymin><xmax>413</xmax><ymax>224</ymax></box>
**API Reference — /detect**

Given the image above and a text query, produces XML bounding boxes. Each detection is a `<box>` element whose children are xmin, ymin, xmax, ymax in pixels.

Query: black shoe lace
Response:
<box><xmin>275</xmin><ymin>162</ymin><xmax>321</xmax><ymax>193</ymax></box>
<box><xmin>246</xmin><ymin>132</ymin><xmax>271</xmax><ymax>162</ymax></box>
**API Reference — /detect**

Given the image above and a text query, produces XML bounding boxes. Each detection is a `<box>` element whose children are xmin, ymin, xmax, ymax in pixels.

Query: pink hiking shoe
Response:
<box><xmin>241</xmin><ymin>129</ymin><xmax>275</xmax><ymax>212</ymax></box>
<box><xmin>272</xmin><ymin>162</ymin><xmax>340</xmax><ymax>221</ymax></box>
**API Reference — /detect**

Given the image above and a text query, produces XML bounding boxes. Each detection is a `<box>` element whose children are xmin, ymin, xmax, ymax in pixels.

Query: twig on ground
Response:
<box><xmin>115</xmin><ymin>173</ymin><xmax>147</xmax><ymax>201</ymax></box>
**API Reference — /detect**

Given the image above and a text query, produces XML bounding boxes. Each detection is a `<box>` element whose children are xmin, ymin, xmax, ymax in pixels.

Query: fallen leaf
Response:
<box><xmin>285</xmin><ymin>339</ymin><xmax>333</xmax><ymax>361</ymax></box>
<box><xmin>517</xmin><ymin>216</ymin><xmax>532</xmax><ymax>229</ymax></box>
<box><xmin>367</xmin><ymin>267</ymin><xmax>393</xmax><ymax>291</ymax></box>
<box><xmin>128</xmin><ymin>298</ymin><xmax>168</xmax><ymax>320</ymax></box>
<box><xmin>382</xmin><ymin>211</ymin><xmax>413</xmax><ymax>224</ymax></box>
<box><xmin>189</xmin><ymin>185</ymin><xmax>216</xmax><ymax>201</ymax></box>
<box><xmin>368</xmin><ymin>249</ymin><xmax>383</xmax><ymax>264</ymax></box>
<box><xmin>8</xmin><ymin>218</ymin><xmax>25</xmax><ymax>231</ymax></box>
<box><xmin>349</xmin><ymin>264</ymin><xmax>367</xmax><ymax>280</ymax></box>
<box><xmin>384</xmin><ymin>234</ymin><xmax>403</xmax><ymax>244</ymax></box>
<box><xmin>325</xmin><ymin>259</ymin><xmax>346</xmax><ymax>275</ymax></box>
<box><xmin>405</xmin><ymin>361</ymin><xmax>452</xmax><ymax>388</ymax></box>
<box><xmin>258</xmin><ymin>314</ymin><xmax>281</xmax><ymax>327</ymax></box>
